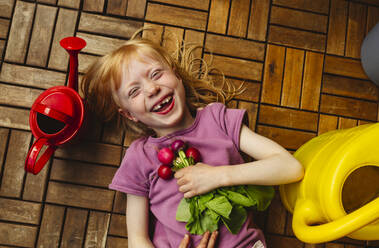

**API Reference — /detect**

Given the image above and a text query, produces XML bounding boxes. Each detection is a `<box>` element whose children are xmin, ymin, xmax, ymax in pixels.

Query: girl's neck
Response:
<box><xmin>154</xmin><ymin>108</ymin><xmax>195</xmax><ymax>138</ymax></box>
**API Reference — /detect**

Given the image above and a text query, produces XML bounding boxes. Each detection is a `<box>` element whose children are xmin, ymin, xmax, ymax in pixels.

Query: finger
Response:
<box><xmin>178</xmin><ymin>234</ymin><xmax>190</xmax><ymax>248</ymax></box>
<box><xmin>207</xmin><ymin>231</ymin><xmax>218</xmax><ymax>248</ymax></box>
<box><xmin>184</xmin><ymin>191</ymin><xmax>196</xmax><ymax>198</ymax></box>
<box><xmin>179</xmin><ymin>184</ymin><xmax>191</xmax><ymax>193</ymax></box>
<box><xmin>198</xmin><ymin>231</ymin><xmax>210</xmax><ymax>248</ymax></box>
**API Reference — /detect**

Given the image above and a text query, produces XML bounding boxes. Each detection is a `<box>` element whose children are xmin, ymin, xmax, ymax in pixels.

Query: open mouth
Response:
<box><xmin>151</xmin><ymin>95</ymin><xmax>175</xmax><ymax>114</ymax></box>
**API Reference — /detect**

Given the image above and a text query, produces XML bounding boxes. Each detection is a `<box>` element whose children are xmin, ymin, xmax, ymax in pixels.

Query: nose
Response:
<box><xmin>144</xmin><ymin>80</ymin><xmax>160</xmax><ymax>97</ymax></box>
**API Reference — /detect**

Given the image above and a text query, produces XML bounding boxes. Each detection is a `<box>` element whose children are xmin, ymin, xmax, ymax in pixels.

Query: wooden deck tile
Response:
<box><xmin>272</xmin><ymin>0</ymin><xmax>330</xmax><ymax>14</ymax></box>
<box><xmin>0</xmin><ymin>198</ymin><xmax>41</xmax><ymax>224</ymax></box>
<box><xmin>0</xmin><ymin>222</ymin><xmax>37</xmax><ymax>247</ymax></box>
<box><xmin>0</xmin><ymin>0</ymin><xmax>14</xmax><ymax>18</ymax></box>
<box><xmin>84</xmin><ymin>211</ymin><xmax>111</xmax><ymax>247</ymax></box>
<box><xmin>346</xmin><ymin>2</ymin><xmax>367</xmax><ymax>58</ymax></box>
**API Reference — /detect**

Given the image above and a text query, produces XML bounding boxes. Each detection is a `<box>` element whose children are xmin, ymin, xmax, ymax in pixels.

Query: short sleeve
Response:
<box><xmin>109</xmin><ymin>140</ymin><xmax>150</xmax><ymax>196</ymax></box>
<box><xmin>208</xmin><ymin>103</ymin><xmax>246</xmax><ymax>149</ymax></box>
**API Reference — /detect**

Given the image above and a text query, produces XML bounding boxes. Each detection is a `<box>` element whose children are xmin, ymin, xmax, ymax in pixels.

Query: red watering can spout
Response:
<box><xmin>60</xmin><ymin>37</ymin><xmax>86</xmax><ymax>91</ymax></box>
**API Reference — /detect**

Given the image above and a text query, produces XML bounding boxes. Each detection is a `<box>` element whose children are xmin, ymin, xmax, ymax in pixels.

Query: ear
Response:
<box><xmin>118</xmin><ymin>108</ymin><xmax>138</xmax><ymax>122</ymax></box>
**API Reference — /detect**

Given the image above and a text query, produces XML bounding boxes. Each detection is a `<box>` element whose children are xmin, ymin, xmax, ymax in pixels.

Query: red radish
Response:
<box><xmin>186</xmin><ymin>147</ymin><xmax>201</xmax><ymax>163</ymax></box>
<box><xmin>171</xmin><ymin>139</ymin><xmax>185</xmax><ymax>152</ymax></box>
<box><xmin>158</xmin><ymin>165</ymin><xmax>172</xmax><ymax>180</ymax></box>
<box><xmin>158</xmin><ymin>147</ymin><xmax>174</xmax><ymax>165</ymax></box>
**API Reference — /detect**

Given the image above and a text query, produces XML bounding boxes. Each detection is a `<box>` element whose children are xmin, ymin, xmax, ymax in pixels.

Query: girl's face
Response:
<box><xmin>116</xmin><ymin>57</ymin><xmax>193</xmax><ymax>137</ymax></box>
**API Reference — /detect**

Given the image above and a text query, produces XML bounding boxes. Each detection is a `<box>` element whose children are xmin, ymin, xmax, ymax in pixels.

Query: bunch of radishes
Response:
<box><xmin>157</xmin><ymin>140</ymin><xmax>201</xmax><ymax>180</ymax></box>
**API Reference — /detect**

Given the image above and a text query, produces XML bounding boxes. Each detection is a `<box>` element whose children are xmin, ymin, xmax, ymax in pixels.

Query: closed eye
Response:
<box><xmin>151</xmin><ymin>69</ymin><xmax>162</xmax><ymax>80</ymax></box>
<box><xmin>128</xmin><ymin>87</ymin><xmax>140</xmax><ymax>97</ymax></box>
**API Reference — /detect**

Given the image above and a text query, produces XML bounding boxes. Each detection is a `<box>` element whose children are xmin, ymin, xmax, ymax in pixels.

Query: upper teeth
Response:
<box><xmin>152</xmin><ymin>96</ymin><xmax>172</xmax><ymax>112</ymax></box>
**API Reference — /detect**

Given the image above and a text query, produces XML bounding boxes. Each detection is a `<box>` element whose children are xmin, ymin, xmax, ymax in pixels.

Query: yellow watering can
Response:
<box><xmin>280</xmin><ymin>123</ymin><xmax>379</xmax><ymax>243</ymax></box>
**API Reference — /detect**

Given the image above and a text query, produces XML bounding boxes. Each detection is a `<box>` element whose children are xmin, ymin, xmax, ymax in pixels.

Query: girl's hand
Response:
<box><xmin>175</xmin><ymin>163</ymin><xmax>225</xmax><ymax>198</ymax></box>
<box><xmin>179</xmin><ymin>231</ymin><xmax>218</xmax><ymax>248</ymax></box>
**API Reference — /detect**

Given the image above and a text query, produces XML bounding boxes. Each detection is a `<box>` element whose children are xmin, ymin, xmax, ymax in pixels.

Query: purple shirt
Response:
<box><xmin>109</xmin><ymin>103</ymin><xmax>266</xmax><ymax>248</ymax></box>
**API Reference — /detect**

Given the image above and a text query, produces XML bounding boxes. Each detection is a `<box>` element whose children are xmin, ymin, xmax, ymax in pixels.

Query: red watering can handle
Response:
<box><xmin>25</xmin><ymin>137</ymin><xmax>56</xmax><ymax>175</ymax></box>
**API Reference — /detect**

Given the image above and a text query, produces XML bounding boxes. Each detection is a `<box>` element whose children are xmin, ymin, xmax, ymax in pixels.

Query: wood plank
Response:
<box><xmin>55</xmin><ymin>141</ymin><xmax>122</xmax><ymax>166</ymax></box>
<box><xmin>77</xmin><ymin>32</ymin><xmax>126</xmax><ymax>56</ymax></box>
<box><xmin>266</xmin><ymin>235</ymin><xmax>304</xmax><ymax>248</ymax></box>
<box><xmin>48</xmin><ymin>8</ymin><xmax>78</xmax><ymax>70</ymax></box>
<box><xmin>261</xmin><ymin>44</ymin><xmax>285</xmax><ymax>105</ymax></box>
<box><xmin>4</xmin><ymin>1</ymin><xmax>35</xmax><ymax>63</ymax></box>
<box><xmin>327</xmin><ymin>0</ymin><xmax>348</xmax><ymax>55</ymax></box>
<box><xmin>228</xmin><ymin>0</ymin><xmax>250</xmax><ymax>37</ymax></box>
<box><xmin>204</xmin><ymin>54</ymin><xmax>263</xmax><ymax>81</ymax></box>
<box><xmin>83</xmin><ymin>0</ymin><xmax>105</xmax><ymax>12</ymax></box>
<box><xmin>184</xmin><ymin>29</ymin><xmax>205</xmax><ymax>72</ymax></box>
<box><xmin>26</xmin><ymin>5</ymin><xmax>57</xmax><ymax>67</ymax></box>
<box><xmin>142</xmin><ymin>23</ymin><xmax>164</xmax><ymax>44</ymax></box>
<box><xmin>126</xmin><ymin>0</ymin><xmax>147</xmax><ymax>18</ymax></box>
<box><xmin>46</xmin><ymin>182</ymin><xmax>115</xmax><ymax>211</ymax></box>
<box><xmin>322</xmin><ymin>74</ymin><xmax>379</xmax><ymax>101</ymax></box>
<box><xmin>109</xmin><ymin>214</ymin><xmax>127</xmax><ymax>237</ymax></box>
<box><xmin>0</xmin><ymin>198</ymin><xmax>41</xmax><ymax>224</ymax></box>
<box><xmin>37</xmin><ymin>204</ymin><xmax>65</xmax><ymax>248</ymax></box>
<box><xmin>0</xmin><ymin>105</ymin><xmax>30</xmax><ymax>130</ymax></box>
<box><xmin>301</xmin><ymin>51</ymin><xmax>324</xmax><ymax>111</ymax></box>
<box><xmin>318</xmin><ymin>114</ymin><xmax>338</xmax><ymax>135</ymax></box>
<box><xmin>259</xmin><ymin>105</ymin><xmax>318</xmax><ymax>131</ymax></box>
<box><xmin>205</xmin><ymin>33</ymin><xmax>265</xmax><ymax>61</ymax></box>
<box><xmin>84</xmin><ymin>211</ymin><xmax>110</xmax><ymax>247</ymax></box>
<box><xmin>0</xmin><ymin>40</ymin><xmax>4</xmax><ymax>60</ymax></box>
<box><xmin>50</xmin><ymin>159</ymin><xmax>117</xmax><ymax>188</ymax></box>
<box><xmin>0</xmin><ymin>0</ymin><xmax>14</xmax><ymax>18</ymax></box>
<box><xmin>61</xmin><ymin>208</ymin><xmax>88</xmax><ymax>248</ymax></box>
<box><xmin>0</xmin><ymin>83</ymin><xmax>43</xmax><ymax>108</ymax></box>
<box><xmin>106</xmin><ymin>236</ymin><xmax>128</xmax><ymax>248</ymax></box>
<box><xmin>0</xmin><ymin>130</ymin><xmax>31</xmax><ymax>198</ymax></box>
<box><xmin>0</xmin><ymin>128</ymin><xmax>9</xmax><ymax>176</ymax></box>
<box><xmin>324</xmin><ymin>55</ymin><xmax>368</xmax><ymax>80</ymax></box>
<box><xmin>338</xmin><ymin>117</ymin><xmax>358</xmax><ymax>129</ymax></box>
<box><xmin>106</xmin><ymin>0</ymin><xmax>127</xmax><ymax>16</ymax></box>
<box><xmin>281</xmin><ymin>48</ymin><xmax>304</xmax><ymax>108</ymax></box>
<box><xmin>268</xmin><ymin>25</ymin><xmax>326</xmax><ymax>52</ymax></box>
<box><xmin>207</xmin><ymin>0</ymin><xmax>230</xmax><ymax>34</ymax></box>
<box><xmin>154</xmin><ymin>0</ymin><xmax>209</xmax><ymax>10</ymax></box>
<box><xmin>0</xmin><ymin>19</ymin><xmax>10</xmax><ymax>39</ymax></box>
<box><xmin>238</xmin><ymin>101</ymin><xmax>258</xmax><ymax>130</ymax></box>
<box><xmin>162</xmin><ymin>26</ymin><xmax>184</xmax><ymax>56</ymax></box>
<box><xmin>366</xmin><ymin>6</ymin><xmax>379</xmax><ymax>34</ymax></box>
<box><xmin>248</xmin><ymin>0</ymin><xmax>270</xmax><ymax>41</ymax></box>
<box><xmin>101</xmin><ymin>119</ymin><xmax>124</xmax><ymax>145</ymax></box>
<box><xmin>0</xmin><ymin>63</ymin><xmax>66</xmax><ymax>89</ymax></box>
<box><xmin>233</xmin><ymin>79</ymin><xmax>260</xmax><ymax>102</ymax></box>
<box><xmin>146</xmin><ymin>3</ymin><xmax>207</xmax><ymax>30</ymax></box>
<box><xmin>112</xmin><ymin>191</ymin><xmax>126</xmax><ymax>214</ymax></box>
<box><xmin>58</xmin><ymin>0</ymin><xmax>80</xmax><ymax>8</ymax></box>
<box><xmin>79</xmin><ymin>13</ymin><xmax>143</xmax><ymax>38</ymax></box>
<box><xmin>23</xmin><ymin>162</ymin><xmax>49</xmax><ymax>201</ymax></box>
<box><xmin>346</xmin><ymin>2</ymin><xmax>367</xmax><ymax>58</ymax></box>
<box><xmin>0</xmin><ymin>222</ymin><xmax>37</xmax><ymax>247</ymax></box>
<box><xmin>272</xmin><ymin>0</ymin><xmax>329</xmax><ymax>14</ymax></box>
<box><xmin>266</xmin><ymin>193</ymin><xmax>287</xmax><ymax>234</ymax></box>
<box><xmin>257</xmin><ymin>125</ymin><xmax>316</xmax><ymax>150</ymax></box>
<box><xmin>320</xmin><ymin>94</ymin><xmax>377</xmax><ymax>121</ymax></box>
<box><xmin>270</xmin><ymin>6</ymin><xmax>328</xmax><ymax>33</ymax></box>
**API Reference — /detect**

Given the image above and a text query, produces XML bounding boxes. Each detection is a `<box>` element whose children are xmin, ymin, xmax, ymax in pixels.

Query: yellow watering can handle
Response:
<box><xmin>293</xmin><ymin>197</ymin><xmax>379</xmax><ymax>243</ymax></box>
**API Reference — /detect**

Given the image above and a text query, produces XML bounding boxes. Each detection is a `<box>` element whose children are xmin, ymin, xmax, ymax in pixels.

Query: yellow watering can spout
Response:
<box><xmin>293</xmin><ymin>197</ymin><xmax>379</xmax><ymax>243</ymax></box>
<box><xmin>280</xmin><ymin>123</ymin><xmax>379</xmax><ymax>243</ymax></box>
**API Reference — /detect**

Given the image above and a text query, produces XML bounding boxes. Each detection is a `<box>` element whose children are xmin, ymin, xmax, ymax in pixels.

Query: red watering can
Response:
<box><xmin>25</xmin><ymin>37</ymin><xmax>86</xmax><ymax>175</ymax></box>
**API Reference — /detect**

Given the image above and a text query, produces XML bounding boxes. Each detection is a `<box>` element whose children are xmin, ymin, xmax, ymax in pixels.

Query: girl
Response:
<box><xmin>82</xmin><ymin>31</ymin><xmax>304</xmax><ymax>248</ymax></box>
